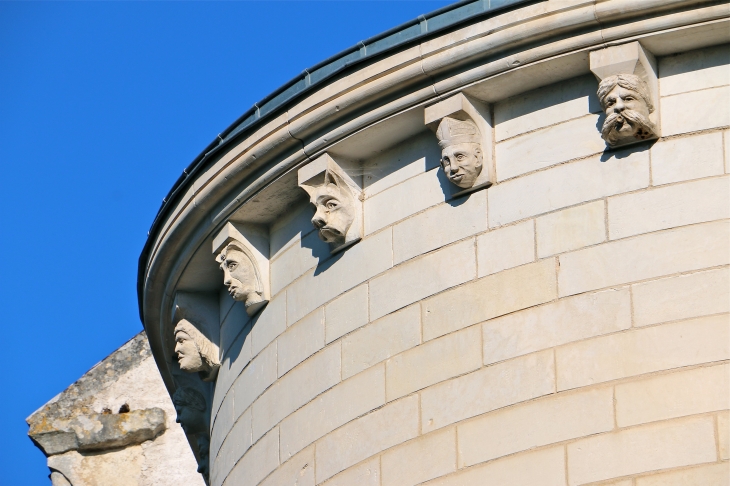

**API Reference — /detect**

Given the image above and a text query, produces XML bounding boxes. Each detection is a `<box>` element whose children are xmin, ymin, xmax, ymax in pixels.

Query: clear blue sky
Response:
<box><xmin>0</xmin><ymin>1</ymin><xmax>453</xmax><ymax>484</ymax></box>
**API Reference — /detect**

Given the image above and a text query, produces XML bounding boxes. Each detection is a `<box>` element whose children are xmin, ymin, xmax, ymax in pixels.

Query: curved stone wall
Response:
<box><xmin>139</xmin><ymin>1</ymin><xmax>730</xmax><ymax>485</ymax></box>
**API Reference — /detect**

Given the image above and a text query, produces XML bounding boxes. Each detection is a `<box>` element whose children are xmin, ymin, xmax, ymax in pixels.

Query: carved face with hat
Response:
<box><xmin>436</xmin><ymin>117</ymin><xmax>483</xmax><ymax>189</ymax></box>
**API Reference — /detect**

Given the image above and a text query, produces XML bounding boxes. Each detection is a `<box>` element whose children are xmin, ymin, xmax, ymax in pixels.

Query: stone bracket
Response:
<box><xmin>425</xmin><ymin>92</ymin><xmax>494</xmax><ymax>197</ymax></box>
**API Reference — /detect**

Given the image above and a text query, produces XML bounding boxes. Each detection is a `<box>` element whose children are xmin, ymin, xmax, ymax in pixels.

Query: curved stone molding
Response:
<box><xmin>298</xmin><ymin>153</ymin><xmax>363</xmax><ymax>254</ymax></box>
<box><xmin>590</xmin><ymin>41</ymin><xmax>660</xmax><ymax>147</ymax></box>
<box><xmin>212</xmin><ymin>222</ymin><xmax>270</xmax><ymax>316</ymax></box>
<box><xmin>172</xmin><ymin>292</ymin><xmax>220</xmax><ymax>382</ymax></box>
<box><xmin>425</xmin><ymin>92</ymin><xmax>494</xmax><ymax>196</ymax></box>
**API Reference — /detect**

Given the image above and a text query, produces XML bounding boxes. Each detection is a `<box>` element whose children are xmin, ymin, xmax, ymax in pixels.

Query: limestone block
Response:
<box><xmin>719</xmin><ymin>410</ymin><xmax>730</xmax><ymax>460</ymax></box>
<box><xmin>659</xmin><ymin>44</ymin><xmax>730</xmax><ymax>97</ymax></box>
<box><xmin>650</xmin><ymin>131</ymin><xmax>725</xmax><ymax>186</ymax></box>
<box><xmin>250</xmin><ymin>293</ymin><xmax>286</xmax><ymax>357</ymax></box>
<box><xmin>50</xmin><ymin>472</ymin><xmax>71</xmax><ymax>486</ymax></box>
<box><xmin>556</xmin><ymin>314</ymin><xmax>730</xmax><ymax>391</ymax></box>
<box><xmin>322</xmin><ymin>457</ymin><xmax>380</xmax><ymax>486</ymax></box>
<box><xmin>423</xmin><ymin>259</ymin><xmax>556</xmax><ymax>342</ymax></box>
<box><xmin>393</xmin><ymin>191</ymin><xmax>487</xmax><ymax>265</ymax></box>
<box><xmin>558</xmin><ymin>220</ymin><xmax>730</xmax><ymax>297</ymax></box>
<box><xmin>425</xmin><ymin>93</ymin><xmax>494</xmax><ymax>193</ymax></box>
<box><xmin>342</xmin><ymin>305</ymin><xmax>420</xmax><ymax>380</ymax></box>
<box><xmin>385</xmin><ymin>326</ymin><xmax>482</xmax><ymax>401</ymax></box>
<box><xmin>220</xmin><ymin>301</ymin><xmax>249</xmax><ymax>357</ymax></box>
<box><xmin>259</xmin><ymin>445</ymin><xmax>314</xmax><ymax>486</ymax></box>
<box><xmin>458</xmin><ymin>388</ymin><xmax>613</xmax><ymax>467</ymax></box>
<box><xmin>325</xmin><ymin>283</ymin><xmax>368</xmax><ymax>344</ymax></box>
<box><xmin>662</xmin><ymin>86</ymin><xmax>730</xmax><ymax>136</ymax></box>
<box><xmin>421</xmin><ymin>350</ymin><xmax>555</xmax><ymax>434</ymax></box>
<box><xmin>219</xmin><ymin>321</ymin><xmax>253</xmax><ymax>400</ymax></box>
<box><xmin>364</xmin><ymin>168</ymin><xmax>447</xmax><ymax>236</ymax></box>
<box><xmin>726</xmin><ymin>129</ymin><xmax>730</xmax><ymax>174</ymax></box>
<box><xmin>279</xmin><ymin>364</ymin><xmax>385</xmax><ymax>460</ymax></box>
<box><xmin>422</xmin><ymin>446</ymin><xmax>566</xmax><ymax>486</ymax></box>
<box><xmin>536</xmin><ymin>200</ymin><xmax>606</xmax><ymax>257</ymax></box>
<box><xmin>615</xmin><ymin>363</ymin><xmax>730</xmax><ymax>427</ymax></box>
<box><xmin>381</xmin><ymin>427</ymin><xmax>456</xmax><ymax>486</ymax></box>
<box><xmin>362</xmin><ymin>131</ymin><xmax>440</xmax><ymax>198</ymax></box>
<box><xmin>251</xmin><ymin>343</ymin><xmax>340</xmax><ymax>442</ymax></box>
<box><xmin>369</xmin><ymin>238</ymin><xmax>476</xmax><ymax>322</ymax></box>
<box><xmin>483</xmin><ymin>287</ymin><xmax>631</xmax><ymax>365</ymax></box>
<box><xmin>314</xmin><ymin>396</ymin><xmax>419</xmax><ymax>483</ymax></box>
<box><xmin>224</xmin><ymin>427</ymin><xmax>279</xmax><ymax>486</ymax></box>
<box><xmin>269</xmin><ymin>203</ymin><xmax>316</xmax><ymax>259</ymax></box>
<box><xmin>637</xmin><ymin>462</ymin><xmax>730</xmax><ymax>486</ymax></box>
<box><xmin>277</xmin><ymin>308</ymin><xmax>324</xmax><ymax>377</ymax></box>
<box><xmin>632</xmin><ymin>267</ymin><xmax>730</xmax><ymax>327</ymax></box>
<box><xmin>489</xmin><ymin>149</ymin><xmax>649</xmax><ymax>227</ymax></box>
<box><xmin>213</xmin><ymin>410</ymin><xmax>252</xmax><ymax>486</ymax></box>
<box><xmin>213</xmin><ymin>222</ymin><xmax>270</xmax><ymax>316</ymax></box>
<box><xmin>608</xmin><ymin>175</ymin><xmax>730</xmax><ymax>240</ymax></box>
<box><xmin>233</xmin><ymin>341</ymin><xmax>277</xmax><ymax>419</ymax></box>
<box><xmin>212</xmin><ymin>391</ymin><xmax>234</xmax><ymax>455</ymax></box>
<box><xmin>495</xmin><ymin>114</ymin><xmax>605</xmax><ymax>180</ymax></box>
<box><xmin>476</xmin><ymin>220</ymin><xmax>535</xmax><ymax>277</ymax></box>
<box><xmin>494</xmin><ymin>75</ymin><xmax>601</xmax><ymax>142</ymax></box>
<box><xmin>286</xmin><ymin>229</ymin><xmax>392</xmax><ymax>325</ymax></box>
<box><xmin>298</xmin><ymin>153</ymin><xmax>363</xmax><ymax>254</ymax></box>
<box><xmin>48</xmin><ymin>446</ymin><xmax>145</xmax><ymax>486</ymax></box>
<box><xmin>270</xmin><ymin>230</ymin><xmax>327</xmax><ymax>295</ymax></box>
<box><xmin>566</xmin><ymin>416</ymin><xmax>717</xmax><ymax>485</ymax></box>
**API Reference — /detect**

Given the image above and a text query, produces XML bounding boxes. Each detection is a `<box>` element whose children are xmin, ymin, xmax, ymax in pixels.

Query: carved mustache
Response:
<box><xmin>601</xmin><ymin>109</ymin><xmax>654</xmax><ymax>144</ymax></box>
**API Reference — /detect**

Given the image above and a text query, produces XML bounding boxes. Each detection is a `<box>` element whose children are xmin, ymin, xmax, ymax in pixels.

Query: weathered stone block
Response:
<box><xmin>476</xmin><ymin>220</ymin><xmax>534</xmax><ymax>277</ymax></box>
<box><xmin>393</xmin><ymin>191</ymin><xmax>487</xmax><ymax>265</ymax></box>
<box><xmin>423</xmin><ymin>259</ymin><xmax>556</xmax><ymax>342</ymax></box>
<box><xmin>608</xmin><ymin>175</ymin><xmax>729</xmax><ymax>239</ymax></box>
<box><xmin>458</xmin><ymin>388</ymin><xmax>613</xmax><ymax>467</ymax></box>
<box><xmin>213</xmin><ymin>410</ymin><xmax>251</xmax><ymax>486</ymax></box>
<box><xmin>615</xmin><ymin>363</ymin><xmax>730</xmax><ymax>427</ymax></box>
<box><xmin>558</xmin><ymin>220</ymin><xmax>730</xmax><ymax>297</ymax></box>
<box><xmin>632</xmin><ymin>267</ymin><xmax>730</xmax><ymax>327</ymax></box>
<box><xmin>370</xmin><ymin>238</ymin><xmax>475</xmax><ymax>322</ymax></box>
<box><xmin>662</xmin><ymin>85</ymin><xmax>730</xmax><ymax>136</ymax></box>
<box><xmin>224</xmin><ymin>427</ymin><xmax>279</xmax><ymax>486</ymax></box>
<box><xmin>483</xmin><ymin>287</ymin><xmax>631</xmax><ymax>365</ymax></box>
<box><xmin>259</xmin><ymin>445</ymin><xmax>314</xmax><ymax>486</ymax></box>
<box><xmin>323</xmin><ymin>457</ymin><xmax>380</xmax><ymax>486</ymax></box>
<box><xmin>270</xmin><ymin>230</ymin><xmax>327</xmax><ymax>295</ymax></box>
<box><xmin>659</xmin><ymin>44</ymin><xmax>730</xmax><ymax>97</ymax></box>
<box><xmin>381</xmin><ymin>428</ymin><xmax>456</xmax><ymax>486</ymax></box>
<box><xmin>233</xmin><ymin>341</ymin><xmax>277</xmax><ymax>419</ymax></box>
<box><xmin>385</xmin><ymin>326</ymin><xmax>481</xmax><ymax>401</ymax></box>
<box><xmin>489</xmin><ymin>150</ymin><xmax>649</xmax><ymax>226</ymax></box>
<box><xmin>342</xmin><ymin>305</ymin><xmax>420</xmax><ymax>379</ymax></box>
<box><xmin>314</xmin><ymin>396</ymin><xmax>419</xmax><ymax>483</ymax></box>
<box><xmin>556</xmin><ymin>314</ymin><xmax>730</xmax><ymax>391</ymax></box>
<box><xmin>250</xmin><ymin>293</ymin><xmax>286</xmax><ymax>357</ymax></box>
<box><xmin>277</xmin><ymin>308</ymin><xmax>324</xmax><ymax>377</ymax></box>
<box><xmin>719</xmin><ymin>410</ymin><xmax>730</xmax><ymax>460</ymax></box>
<box><xmin>279</xmin><ymin>364</ymin><xmax>385</xmax><ymax>459</ymax></box>
<box><xmin>567</xmin><ymin>417</ymin><xmax>717</xmax><ymax>485</ymax></box>
<box><xmin>636</xmin><ymin>462</ymin><xmax>730</xmax><ymax>486</ymax></box>
<box><xmin>650</xmin><ymin>131</ymin><xmax>724</xmax><ymax>186</ymax></box>
<box><xmin>421</xmin><ymin>350</ymin><xmax>555</xmax><ymax>434</ymax></box>
<box><xmin>325</xmin><ymin>283</ymin><xmax>368</xmax><ymax>344</ymax></box>
<box><xmin>536</xmin><ymin>200</ymin><xmax>605</xmax><ymax>257</ymax></box>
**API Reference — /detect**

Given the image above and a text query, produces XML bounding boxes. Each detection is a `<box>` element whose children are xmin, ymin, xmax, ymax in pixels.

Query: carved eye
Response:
<box><xmin>624</xmin><ymin>96</ymin><xmax>634</xmax><ymax>101</ymax></box>
<box><xmin>325</xmin><ymin>200</ymin><xmax>339</xmax><ymax>210</ymax></box>
<box><xmin>456</xmin><ymin>153</ymin><xmax>466</xmax><ymax>161</ymax></box>
<box><xmin>227</xmin><ymin>262</ymin><xmax>237</xmax><ymax>270</ymax></box>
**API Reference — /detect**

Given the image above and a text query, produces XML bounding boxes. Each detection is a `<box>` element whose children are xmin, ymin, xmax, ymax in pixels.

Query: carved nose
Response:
<box><xmin>614</xmin><ymin>100</ymin><xmax>625</xmax><ymax>112</ymax></box>
<box><xmin>312</xmin><ymin>215</ymin><xmax>325</xmax><ymax>229</ymax></box>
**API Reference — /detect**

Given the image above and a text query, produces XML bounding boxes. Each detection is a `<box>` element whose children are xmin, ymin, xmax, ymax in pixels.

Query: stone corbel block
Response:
<box><xmin>212</xmin><ymin>222</ymin><xmax>270</xmax><ymax>316</ymax></box>
<box><xmin>425</xmin><ymin>93</ymin><xmax>494</xmax><ymax>197</ymax></box>
<box><xmin>298</xmin><ymin>153</ymin><xmax>363</xmax><ymax>254</ymax></box>
<box><xmin>590</xmin><ymin>42</ymin><xmax>660</xmax><ymax>147</ymax></box>
<box><xmin>172</xmin><ymin>292</ymin><xmax>220</xmax><ymax>382</ymax></box>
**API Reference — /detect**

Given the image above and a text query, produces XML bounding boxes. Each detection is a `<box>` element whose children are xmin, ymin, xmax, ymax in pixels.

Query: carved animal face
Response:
<box><xmin>440</xmin><ymin>142</ymin><xmax>483</xmax><ymax>189</ymax></box>
<box><xmin>310</xmin><ymin>182</ymin><xmax>355</xmax><ymax>246</ymax></box>
<box><xmin>220</xmin><ymin>249</ymin><xmax>258</xmax><ymax>303</ymax></box>
<box><xmin>174</xmin><ymin>329</ymin><xmax>203</xmax><ymax>372</ymax></box>
<box><xmin>600</xmin><ymin>85</ymin><xmax>654</xmax><ymax>145</ymax></box>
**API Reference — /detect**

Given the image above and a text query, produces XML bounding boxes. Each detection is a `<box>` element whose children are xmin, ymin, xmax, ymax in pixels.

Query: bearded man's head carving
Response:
<box><xmin>597</xmin><ymin>73</ymin><xmax>658</xmax><ymax>147</ymax></box>
<box><xmin>436</xmin><ymin>117</ymin><xmax>483</xmax><ymax>189</ymax></box>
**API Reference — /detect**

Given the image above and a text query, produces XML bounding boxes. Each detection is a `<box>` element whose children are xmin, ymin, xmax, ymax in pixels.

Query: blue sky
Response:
<box><xmin>0</xmin><ymin>1</ymin><xmax>453</xmax><ymax>483</ymax></box>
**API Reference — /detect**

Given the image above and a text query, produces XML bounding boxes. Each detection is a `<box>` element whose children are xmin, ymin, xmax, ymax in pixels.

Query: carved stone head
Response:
<box><xmin>436</xmin><ymin>117</ymin><xmax>483</xmax><ymax>189</ymax></box>
<box><xmin>216</xmin><ymin>242</ymin><xmax>265</xmax><ymax>313</ymax></box>
<box><xmin>597</xmin><ymin>73</ymin><xmax>657</xmax><ymax>147</ymax></box>
<box><xmin>303</xmin><ymin>169</ymin><xmax>357</xmax><ymax>248</ymax></box>
<box><xmin>196</xmin><ymin>435</ymin><xmax>210</xmax><ymax>481</ymax></box>
<box><xmin>172</xmin><ymin>387</ymin><xmax>207</xmax><ymax>437</ymax></box>
<box><xmin>174</xmin><ymin>319</ymin><xmax>220</xmax><ymax>382</ymax></box>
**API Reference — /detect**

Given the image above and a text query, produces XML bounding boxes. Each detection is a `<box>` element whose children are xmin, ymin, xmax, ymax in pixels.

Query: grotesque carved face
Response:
<box><xmin>220</xmin><ymin>248</ymin><xmax>258</xmax><ymax>303</ymax></box>
<box><xmin>310</xmin><ymin>182</ymin><xmax>355</xmax><ymax>246</ymax></box>
<box><xmin>174</xmin><ymin>329</ymin><xmax>203</xmax><ymax>372</ymax></box>
<box><xmin>598</xmin><ymin>74</ymin><xmax>656</xmax><ymax>146</ymax></box>
<box><xmin>173</xmin><ymin>388</ymin><xmax>207</xmax><ymax>436</ymax></box>
<box><xmin>440</xmin><ymin>143</ymin><xmax>483</xmax><ymax>189</ymax></box>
